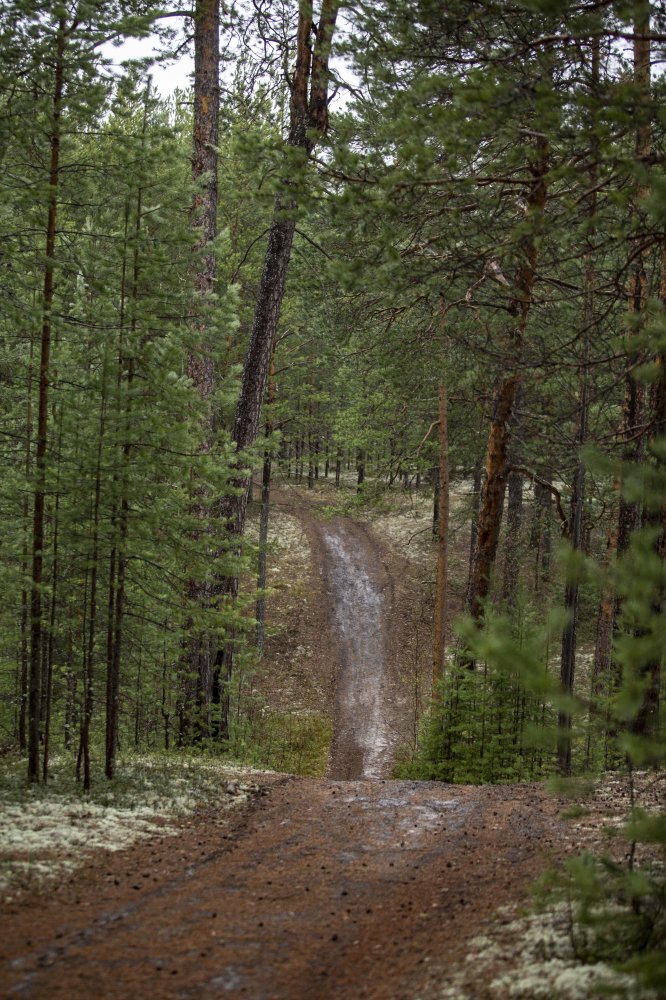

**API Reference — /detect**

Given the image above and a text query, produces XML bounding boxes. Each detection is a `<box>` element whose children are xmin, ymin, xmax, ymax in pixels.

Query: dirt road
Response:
<box><xmin>1</xmin><ymin>776</ymin><xmax>564</xmax><ymax>999</ymax></box>
<box><xmin>1</xmin><ymin>504</ymin><xmax>569</xmax><ymax>998</ymax></box>
<box><xmin>322</xmin><ymin>518</ymin><xmax>397</xmax><ymax>779</ymax></box>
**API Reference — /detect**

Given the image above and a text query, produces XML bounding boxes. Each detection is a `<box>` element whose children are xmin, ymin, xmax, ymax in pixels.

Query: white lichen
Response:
<box><xmin>0</xmin><ymin>755</ymin><xmax>266</xmax><ymax>896</ymax></box>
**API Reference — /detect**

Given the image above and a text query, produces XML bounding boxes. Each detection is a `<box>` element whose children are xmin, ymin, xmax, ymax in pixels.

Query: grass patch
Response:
<box><xmin>233</xmin><ymin>711</ymin><xmax>333</xmax><ymax>777</ymax></box>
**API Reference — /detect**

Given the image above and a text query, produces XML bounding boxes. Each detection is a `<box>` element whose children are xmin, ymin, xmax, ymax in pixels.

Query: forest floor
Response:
<box><xmin>0</xmin><ymin>477</ymin><xmax>660</xmax><ymax>998</ymax></box>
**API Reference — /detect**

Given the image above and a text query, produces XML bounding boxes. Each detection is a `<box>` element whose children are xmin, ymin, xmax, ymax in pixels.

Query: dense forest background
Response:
<box><xmin>0</xmin><ymin>0</ymin><xmax>663</xmax><ymax>801</ymax></box>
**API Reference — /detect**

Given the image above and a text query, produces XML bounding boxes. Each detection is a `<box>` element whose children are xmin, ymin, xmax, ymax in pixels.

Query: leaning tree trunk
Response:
<box><xmin>28</xmin><ymin>17</ymin><xmax>66</xmax><ymax>782</ymax></box>
<box><xmin>213</xmin><ymin>0</ymin><xmax>339</xmax><ymax>739</ymax></box>
<box><xmin>465</xmin><ymin>136</ymin><xmax>548</xmax><ymax>635</ymax></box>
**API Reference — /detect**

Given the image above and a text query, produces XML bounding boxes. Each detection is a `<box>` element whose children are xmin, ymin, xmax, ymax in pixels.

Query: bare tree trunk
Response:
<box><xmin>42</xmin><ymin>411</ymin><xmax>63</xmax><ymax>783</ymax></box>
<box><xmin>256</xmin><ymin>362</ymin><xmax>276</xmax><ymax>657</ymax></box>
<box><xmin>432</xmin><ymin>385</ymin><xmax>449</xmax><ymax>699</ymax></box>
<box><xmin>28</xmin><ymin>17</ymin><xmax>66</xmax><ymax>782</ymax></box>
<box><xmin>466</xmin><ymin>375</ymin><xmax>519</xmax><ymax>622</ymax></box>
<box><xmin>213</xmin><ymin>1</ymin><xmax>339</xmax><ymax>731</ymax></box>
<box><xmin>189</xmin><ymin>0</ymin><xmax>219</xmax><ymax>401</ymax></box>
<box><xmin>531</xmin><ymin>479</ymin><xmax>553</xmax><ymax>590</ymax></box>
<box><xmin>592</xmin><ymin>4</ymin><xmax>651</xmax><ymax>721</ymax></box>
<box><xmin>82</xmin><ymin>377</ymin><xmax>108</xmax><ymax>792</ymax></box>
<box><xmin>557</xmin><ymin>446</ymin><xmax>587</xmax><ymax>774</ymax></box>
<box><xmin>19</xmin><ymin>328</ymin><xmax>35</xmax><ymax>752</ymax></box>
<box><xmin>630</xmin><ymin>245</ymin><xmax>665</xmax><ymax>738</ymax></box>
<box><xmin>184</xmin><ymin>0</ymin><xmax>220</xmax><ymax>731</ymax></box>
<box><xmin>502</xmin><ymin>394</ymin><xmax>524</xmax><ymax>613</ymax></box>
<box><xmin>356</xmin><ymin>448</ymin><xmax>366</xmax><ymax>490</ymax></box>
<box><xmin>468</xmin><ymin>456</ymin><xmax>482</xmax><ymax>576</ymax></box>
<box><xmin>64</xmin><ymin>629</ymin><xmax>75</xmax><ymax>750</ymax></box>
<box><xmin>557</xmin><ymin>35</ymin><xmax>598</xmax><ymax>775</ymax></box>
<box><xmin>106</xmin><ymin>180</ymin><xmax>141</xmax><ymax>777</ymax></box>
<box><xmin>466</xmin><ymin>136</ymin><xmax>548</xmax><ymax>633</ymax></box>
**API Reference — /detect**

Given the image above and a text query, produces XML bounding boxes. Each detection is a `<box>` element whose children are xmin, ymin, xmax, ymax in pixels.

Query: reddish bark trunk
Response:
<box><xmin>466</xmin><ymin>136</ymin><xmax>548</xmax><ymax>632</ymax></box>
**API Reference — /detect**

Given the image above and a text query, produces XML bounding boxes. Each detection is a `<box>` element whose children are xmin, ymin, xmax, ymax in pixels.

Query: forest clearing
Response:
<box><xmin>0</xmin><ymin>0</ymin><xmax>664</xmax><ymax>997</ymax></box>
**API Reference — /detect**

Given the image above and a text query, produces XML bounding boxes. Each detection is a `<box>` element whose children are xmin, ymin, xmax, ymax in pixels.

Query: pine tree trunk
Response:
<box><xmin>64</xmin><ymin>630</ymin><xmax>75</xmax><ymax>750</ymax></box>
<box><xmin>592</xmin><ymin>5</ymin><xmax>651</xmax><ymax>718</ymax></box>
<box><xmin>42</xmin><ymin>412</ymin><xmax>63</xmax><ymax>783</ymax></box>
<box><xmin>106</xmin><ymin>357</ymin><xmax>133</xmax><ymax>778</ymax></box>
<box><xmin>466</xmin><ymin>375</ymin><xmax>520</xmax><ymax>623</ymax></box>
<box><xmin>356</xmin><ymin>448</ymin><xmax>366</xmax><ymax>490</ymax></box>
<box><xmin>185</xmin><ymin>0</ymin><xmax>220</xmax><ymax>731</ymax></box>
<box><xmin>82</xmin><ymin>385</ymin><xmax>108</xmax><ymax>792</ymax></box>
<box><xmin>502</xmin><ymin>400</ymin><xmax>524</xmax><ymax>613</ymax></box>
<box><xmin>19</xmin><ymin>328</ymin><xmax>35</xmax><ymax>752</ymax></box>
<box><xmin>28</xmin><ymin>18</ymin><xmax>65</xmax><ymax>782</ymax></box>
<box><xmin>465</xmin><ymin>136</ymin><xmax>548</xmax><ymax>633</ymax></box>
<box><xmin>106</xmin><ymin>185</ymin><xmax>140</xmax><ymax>776</ymax></box>
<box><xmin>630</xmin><ymin>247</ymin><xmax>666</xmax><ymax>737</ymax></box>
<box><xmin>432</xmin><ymin>385</ymin><xmax>449</xmax><ymax>699</ymax></box>
<box><xmin>557</xmin><ymin>459</ymin><xmax>586</xmax><ymax>775</ymax></box>
<box><xmin>617</xmin><ymin>2</ymin><xmax>651</xmax><ymax>557</ymax></box>
<box><xmin>213</xmin><ymin>1</ymin><xmax>339</xmax><ymax>722</ymax></box>
<box><xmin>432</xmin><ymin>468</ymin><xmax>440</xmax><ymax>537</ymax></box>
<box><xmin>558</xmin><ymin>39</ymin><xmax>598</xmax><ymax>772</ymax></box>
<box><xmin>256</xmin><ymin>362</ymin><xmax>276</xmax><ymax>658</ymax></box>
<box><xmin>468</xmin><ymin>457</ymin><xmax>482</xmax><ymax>577</ymax></box>
<box><xmin>531</xmin><ymin>479</ymin><xmax>553</xmax><ymax>590</ymax></box>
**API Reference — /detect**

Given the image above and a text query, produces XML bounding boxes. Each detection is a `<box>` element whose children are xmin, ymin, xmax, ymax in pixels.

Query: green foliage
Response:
<box><xmin>399</xmin><ymin>606</ymin><xmax>563</xmax><ymax>783</ymax></box>
<box><xmin>230</xmin><ymin>709</ymin><xmax>333</xmax><ymax>777</ymax></box>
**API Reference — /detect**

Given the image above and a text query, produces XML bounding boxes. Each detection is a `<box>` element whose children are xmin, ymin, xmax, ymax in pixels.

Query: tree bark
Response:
<box><xmin>465</xmin><ymin>136</ymin><xmax>548</xmax><ymax>633</ymax></box>
<box><xmin>557</xmin><ymin>34</ymin><xmax>598</xmax><ymax>774</ymax></box>
<box><xmin>256</xmin><ymin>361</ymin><xmax>276</xmax><ymax>658</ymax></box>
<box><xmin>630</xmin><ymin>246</ymin><xmax>665</xmax><ymax>738</ymax></box>
<box><xmin>19</xmin><ymin>328</ymin><xmax>35</xmax><ymax>752</ymax></box>
<box><xmin>188</xmin><ymin>0</ymin><xmax>219</xmax><ymax>405</ymax></box>
<box><xmin>184</xmin><ymin>2</ymin><xmax>220</xmax><ymax>732</ymax></box>
<box><xmin>468</xmin><ymin>456</ymin><xmax>482</xmax><ymax>577</ymax></box>
<box><xmin>617</xmin><ymin>1</ymin><xmax>651</xmax><ymax>558</ymax></box>
<box><xmin>432</xmin><ymin>385</ymin><xmax>449</xmax><ymax>699</ymax></box>
<box><xmin>82</xmin><ymin>394</ymin><xmax>106</xmax><ymax>792</ymax></box>
<box><xmin>502</xmin><ymin>393</ymin><xmax>524</xmax><ymax>612</ymax></box>
<box><xmin>28</xmin><ymin>17</ymin><xmax>66</xmax><ymax>782</ymax></box>
<box><xmin>592</xmin><ymin>3</ymin><xmax>651</xmax><ymax>719</ymax></box>
<box><xmin>213</xmin><ymin>1</ymin><xmax>339</xmax><ymax>728</ymax></box>
<box><xmin>106</xmin><ymin>208</ymin><xmax>139</xmax><ymax>778</ymax></box>
<box><xmin>42</xmin><ymin>411</ymin><xmax>63</xmax><ymax>783</ymax></box>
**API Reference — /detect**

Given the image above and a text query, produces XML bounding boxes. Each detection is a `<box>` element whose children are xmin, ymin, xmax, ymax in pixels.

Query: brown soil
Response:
<box><xmin>0</xmin><ymin>481</ymin><xmax>589</xmax><ymax>998</ymax></box>
<box><xmin>258</xmin><ymin>479</ymin><xmax>429</xmax><ymax>773</ymax></box>
<box><xmin>1</xmin><ymin>776</ymin><xmax>567</xmax><ymax>999</ymax></box>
